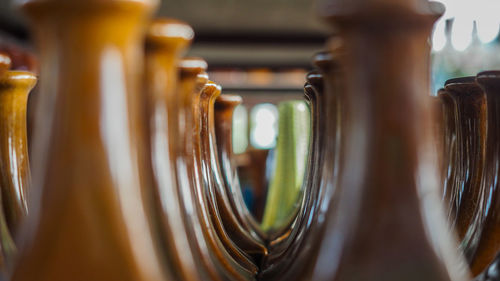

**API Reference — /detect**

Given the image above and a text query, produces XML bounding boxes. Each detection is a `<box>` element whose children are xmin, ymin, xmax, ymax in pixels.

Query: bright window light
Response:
<box><xmin>475</xmin><ymin>0</ymin><xmax>500</xmax><ymax>44</ymax></box>
<box><xmin>477</xmin><ymin>19</ymin><xmax>499</xmax><ymax>44</ymax></box>
<box><xmin>232</xmin><ymin>105</ymin><xmax>248</xmax><ymax>154</ymax></box>
<box><xmin>451</xmin><ymin>17</ymin><xmax>474</xmax><ymax>51</ymax></box>
<box><xmin>250</xmin><ymin>103</ymin><xmax>278</xmax><ymax>149</ymax></box>
<box><xmin>432</xmin><ymin>19</ymin><xmax>447</xmax><ymax>52</ymax></box>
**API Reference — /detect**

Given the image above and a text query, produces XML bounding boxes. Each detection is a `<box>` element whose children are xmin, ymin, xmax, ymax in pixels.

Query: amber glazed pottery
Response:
<box><xmin>0</xmin><ymin>70</ymin><xmax>35</xmax><ymax>276</ymax></box>
<box><xmin>11</xmin><ymin>0</ymin><xmax>171</xmax><ymax>280</ymax></box>
<box><xmin>0</xmin><ymin>71</ymin><xmax>35</xmax><ymax>235</ymax></box>
<box><xmin>465</xmin><ymin>71</ymin><xmax>500</xmax><ymax>276</ymax></box>
<box><xmin>311</xmin><ymin>1</ymin><xmax>469</xmax><ymax>280</ymax></box>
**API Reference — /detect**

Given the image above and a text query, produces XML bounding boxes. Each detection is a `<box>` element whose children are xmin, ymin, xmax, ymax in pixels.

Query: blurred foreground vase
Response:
<box><xmin>145</xmin><ymin>19</ymin><xmax>205</xmax><ymax>281</ymax></box>
<box><xmin>0</xmin><ymin>71</ymin><xmax>35</xmax><ymax>236</ymax></box>
<box><xmin>466</xmin><ymin>71</ymin><xmax>500</xmax><ymax>276</ymax></box>
<box><xmin>311</xmin><ymin>1</ymin><xmax>469</xmax><ymax>280</ymax></box>
<box><xmin>11</xmin><ymin>0</ymin><xmax>170</xmax><ymax>280</ymax></box>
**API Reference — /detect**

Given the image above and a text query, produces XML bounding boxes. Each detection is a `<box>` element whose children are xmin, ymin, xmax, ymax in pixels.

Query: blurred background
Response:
<box><xmin>0</xmin><ymin>0</ymin><xmax>499</xmax><ymax>223</ymax></box>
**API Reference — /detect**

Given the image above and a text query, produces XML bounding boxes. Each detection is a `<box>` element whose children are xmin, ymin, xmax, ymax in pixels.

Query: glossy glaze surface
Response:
<box><xmin>191</xmin><ymin>77</ymin><xmax>256</xmax><ymax>280</ymax></box>
<box><xmin>0</xmin><ymin>70</ymin><xmax>35</xmax><ymax>276</ymax></box>
<box><xmin>467</xmin><ymin>71</ymin><xmax>500</xmax><ymax>276</ymax></box>
<box><xmin>259</xmin><ymin>52</ymin><xmax>339</xmax><ymax>280</ymax></box>
<box><xmin>0</xmin><ymin>71</ymin><xmax>35</xmax><ymax>236</ymax></box>
<box><xmin>12</xmin><ymin>0</ymin><xmax>170</xmax><ymax>280</ymax></box>
<box><xmin>145</xmin><ymin>19</ymin><xmax>203</xmax><ymax>281</ymax></box>
<box><xmin>200</xmin><ymin>91</ymin><xmax>266</xmax><ymax>260</ymax></box>
<box><xmin>443</xmin><ymin>77</ymin><xmax>486</xmax><ymax>242</ymax></box>
<box><xmin>214</xmin><ymin>95</ymin><xmax>267</xmax><ymax>251</ymax></box>
<box><xmin>177</xmin><ymin>58</ymin><xmax>222</xmax><ymax>281</ymax></box>
<box><xmin>311</xmin><ymin>1</ymin><xmax>469</xmax><ymax>280</ymax></box>
<box><xmin>438</xmin><ymin>89</ymin><xmax>458</xmax><ymax>216</ymax></box>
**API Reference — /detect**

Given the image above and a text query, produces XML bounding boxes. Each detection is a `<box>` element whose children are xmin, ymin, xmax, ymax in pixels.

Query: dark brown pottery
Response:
<box><xmin>438</xmin><ymin>88</ymin><xmax>458</xmax><ymax>218</ymax></box>
<box><xmin>443</xmin><ymin>77</ymin><xmax>486</xmax><ymax>241</ymax></box>
<box><xmin>213</xmin><ymin>94</ymin><xmax>267</xmax><ymax>251</ymax></box>
<box><xmin>201</xmin><ymin>91</ymin><xmax>266</xmax><ymax>261</ymax></box>
<box><xmin>192</xmin><ymin>80</ymin><xmax>257</xmax><ymax>280</ymax></box>
<box><xmin>311</xmin><ymin>1</ymin><xmax>469</xmax><ymax>280</ymax></box>
<box><xmin>259</xmin><ymin>51</ymin><xmax>340</xmax><ymax>280</ymax></box>
<box><xmin>466</xmin><ymin>71</ymin><xmax>500</xmax><ymax>276</ymax></box>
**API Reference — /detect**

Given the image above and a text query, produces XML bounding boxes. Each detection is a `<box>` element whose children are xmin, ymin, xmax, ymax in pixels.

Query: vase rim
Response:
<box><xmin>0</xmin><ymin>71</ymin><xmax>37</xmax><ymax>91</ymax></box>
<box><xmin>477</xmin><ymin>71</ymin><xmax>500</xmax><ymax>80</ymax></box>
<box><xmin>180</xmin><ymin>57</ymin><xmax>207</xmax><ymax>75</ymax></box>
<box><xmin>306</xmin><ymin>71</ymin><xmax>323</xmax><ymax>82</ymax></box>
<box><xmin>445</xmin><ymin>76</ymin><xmax>476</xmax><ymax>86</ymax></box>
<box><xmin>146</xmin><ymin>18</ymin><xmax>194</xmax><ymax>51</ymax></box>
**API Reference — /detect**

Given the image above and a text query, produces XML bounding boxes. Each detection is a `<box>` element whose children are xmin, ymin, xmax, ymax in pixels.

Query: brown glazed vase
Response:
<box><xmin>202</xmin><ymin>91</ymin><xmax>266</xmax><ymax>261</ymax></box>
<box><xmin>430</xmin><ymin>94</ymin><xmax>444</xmax><ymax>196</ymax></box>
<box><xmin>177</xmin><ymin>61</ymin><xmax>234</xmax><ymax>281</ymax></box>
<box><xmin>0</xmin><ymin>69</ymin><xmax>35</xmax><ymax>276</ymax></box>
<box><xmin>0</xmin><ymin>71</ymin><xmax>36</xmax><ymax>236</ymax></box>
<box><xmin>438</xmin><ymin>88</ymin><xmax>458</xmax><ymax>218</ymax></box>
<box><xmin>11</xmin><ymin>0</ymin><xmax>171</xmax><ymax>280</ymax></box>
<box><xmin>0</xmin><ymin>55</ymin><xmax>15</xmax><ymax>276</ymax></box>
<box><xmin>191</xmin><ymin>79</ymin><xmax>257</xmax><ymax>281</ymax></box>
<box><xmin>176</xmin><ymin>58</ymin><xmax>225</xmax><ymax>281</ymax></box>
<box><xmin>260</xmin><ymin>49</ymin><xmax>344</xmax><ymax>280</ymax></box>
<box><xmin>311</xmin><ymin>1</ymin><xmax>469</xmax><ymax>280</ymax></box>
<box><xmin>259</xmin><ymin>50</ymin><xmax>341</xmax><ymax>280</ymax></box>
<box><xmin>213</xmin><ymin>95</ymin><xmax>267</xmax><ymax>248</ymax></box>
<box><xmin>144</xmin><ymin>19</ymin><xmax>207</xmax><ymax>281</ymax></box>
<box><xmin>466</xmin><ymin>71</ymin><xmax>500</xmax><ymax>276</ymax></box>
<box><xmin>442</xmin><ymin>77</ymin><xmax>486</xmax><ymax>242</ymax></box>
<box><xmin>196</xmin><ymin>81</ymin><xmax>259</xmax><ymax>274</ymax></box>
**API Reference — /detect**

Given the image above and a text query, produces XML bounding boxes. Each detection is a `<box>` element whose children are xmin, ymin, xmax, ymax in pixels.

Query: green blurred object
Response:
<box><xmin>261</xmin><ymin>100</ymin><xmax>310</xmax><ymax>231</ymax></box>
